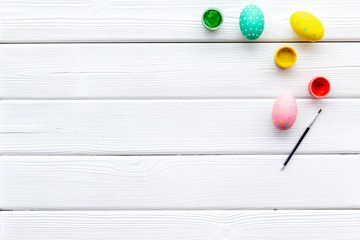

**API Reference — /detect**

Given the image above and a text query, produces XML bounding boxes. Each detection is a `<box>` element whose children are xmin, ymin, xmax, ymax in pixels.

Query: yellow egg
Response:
<box><xmin>290</xmin><ymin>11</ymin><xmax>324</xmax><ymax>42</ymax></box>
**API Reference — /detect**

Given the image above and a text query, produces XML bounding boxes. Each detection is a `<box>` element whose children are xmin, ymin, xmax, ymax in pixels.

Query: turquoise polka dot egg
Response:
<box><xmin>239</xmin><ymin>5</ymin><xmax>264</xmax><ymax>40</ymax></box>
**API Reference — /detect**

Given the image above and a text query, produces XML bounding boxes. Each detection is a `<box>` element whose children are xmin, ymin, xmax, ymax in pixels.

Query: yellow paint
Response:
<box><xmin>274</xmin><ymin>46</ymin><xmax>297</xmax><ymax>69</ymax></box>
<box><xmin>290</xmin><ymin>11</ymin><xmax>324</xmax><ymax>42</ymax></box>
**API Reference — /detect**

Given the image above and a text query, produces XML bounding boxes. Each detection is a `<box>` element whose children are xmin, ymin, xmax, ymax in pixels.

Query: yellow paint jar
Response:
<box><xmin>274</xmin><ymin>46</ymin><xmax>297</xmax><ymax>69</ymax></box>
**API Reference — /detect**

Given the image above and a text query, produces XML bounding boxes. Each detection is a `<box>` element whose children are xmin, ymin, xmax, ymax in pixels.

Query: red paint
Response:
<box><xmin>308</xmin><ymin>76</ymin><xmax>330</xmax><ymax>98</ymax></box>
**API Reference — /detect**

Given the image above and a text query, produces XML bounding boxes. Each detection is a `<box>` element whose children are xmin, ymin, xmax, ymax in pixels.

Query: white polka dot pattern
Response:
<box><xmin>239</xmin><ymin>5</ymin><xmax>265</xmax><ymax>40</ymax></box>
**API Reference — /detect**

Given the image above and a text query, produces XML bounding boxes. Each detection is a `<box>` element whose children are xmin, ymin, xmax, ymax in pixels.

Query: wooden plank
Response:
<box><xmin>1</xmin><ymin>0</ymin><xmax>359</xmax><ymax>42</ymax></box>
<box><xmin>0</xmin><ymin>99</ymin><xmax>359</xmax><ymax>155</ymax></box>
<box><xmin>1</xmin><ymin>155</ymin><xmax>360</xmax><ymax>210</ymax></box>
<box><xmin>1</xmin><ymin>210</ymin><xmax>360</xmax><ymax>239</ymax></box>
<box><xmin>0</xmin><ymin>43</ymin><xmax>359</xmax><ymax>99</ymax></box>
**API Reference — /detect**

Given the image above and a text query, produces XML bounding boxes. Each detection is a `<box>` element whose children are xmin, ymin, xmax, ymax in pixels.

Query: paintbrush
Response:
<box><xmin>281</xmin><ymin>109</ymin><xmax>322</xmax><ymax>171</ymax></box>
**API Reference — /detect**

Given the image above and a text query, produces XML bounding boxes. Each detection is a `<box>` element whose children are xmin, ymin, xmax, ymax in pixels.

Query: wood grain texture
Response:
<box><xmin>0</xmin><ymin>99</ymin><xmax>359</xmax><ymax>155</ymax></box>
<box><xmin>0</xmin><ymin>0</ymin><xmax>359</xmax><ymax>42</ymax></box>
<box><xmin>2</xmin><ymin>210</ymin><xmax>360</xmax><ymax>239</ymax></box>
<box><xmin>1</xmin><ymin>155</ymin><xmax>360</xmax><ymax>210</ymax></box>
<box><xmin>1</xmin><ymin>43</ymin><xmax>359</xmax><ymax>99</ymax></box>
<box><xmin>0</xmin><ymin>0</ymin><xmax>359</xmax><ymax>237</ymax></box>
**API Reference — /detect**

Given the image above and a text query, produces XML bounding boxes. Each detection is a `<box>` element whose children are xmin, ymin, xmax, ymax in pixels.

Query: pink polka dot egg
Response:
<box><xmin>272</xmin><ymin>93</ymin><xmax>297</xmax><ymax>130</ymax></box>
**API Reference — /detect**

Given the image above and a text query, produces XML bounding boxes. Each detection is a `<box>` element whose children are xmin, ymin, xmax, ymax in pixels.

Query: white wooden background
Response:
<box><xmin>1</xmin><ymin>0</ymin><xmax>360</xmax><ymax>239</ymax></box>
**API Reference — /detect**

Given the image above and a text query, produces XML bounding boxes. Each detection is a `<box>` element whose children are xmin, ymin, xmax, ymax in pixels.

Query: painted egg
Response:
<box><xmin>272</xmin><ymin>93</ymin><xmax>297</xmax><ymax>130</ymax></box>
<box><xmin>239</xmin><ymin>4</ymin><xmax>264</xmax><ymax>40</ymax></box>
<box><xmin>290</xmin><ymin>11</ymin><xmax>324</xmax><ymax>42</ymax></box>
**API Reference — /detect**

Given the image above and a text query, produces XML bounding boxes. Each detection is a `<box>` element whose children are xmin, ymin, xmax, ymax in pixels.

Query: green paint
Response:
<box><xmin>202</xmin><ymin>9</ymin><xmax>223</xmax><ymax>30</ymax></box>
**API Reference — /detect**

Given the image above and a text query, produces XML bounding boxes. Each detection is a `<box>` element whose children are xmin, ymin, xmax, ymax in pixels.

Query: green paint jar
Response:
<box><xmin>202</xmin><ymin>8</ymin><xmax>223</xmax><ymax>30</ymax></box>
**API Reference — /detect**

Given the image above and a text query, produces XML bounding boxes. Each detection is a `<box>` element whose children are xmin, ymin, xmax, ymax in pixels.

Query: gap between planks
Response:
<box><xmin>2</xmin><ymin>41</ymin><xmax>360</xmax><ymax>44</ymax></box>
<box><xmin>0</xmin><ymin>151</ymin><xmax>357</xmax><ymax>158</ymax></box>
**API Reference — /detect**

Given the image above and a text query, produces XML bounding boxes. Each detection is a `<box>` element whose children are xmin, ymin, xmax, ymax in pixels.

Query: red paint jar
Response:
<box><xmin>308</xmin><ymin>76</ymin><xmax>330</xmax><ymax>98</ymax></box>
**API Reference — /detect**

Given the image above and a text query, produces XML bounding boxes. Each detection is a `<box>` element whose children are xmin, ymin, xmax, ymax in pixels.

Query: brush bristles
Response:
<box><xmin>318</xmin><ymin>109</ymin><xmax>322</xmax><ymax>114</ymax></box>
